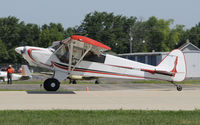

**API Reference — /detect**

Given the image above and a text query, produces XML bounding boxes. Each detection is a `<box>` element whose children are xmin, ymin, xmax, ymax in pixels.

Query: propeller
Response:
<box><xmin>21</xmin><ymin>47</ymin><xmax>26</xmax><ymax>54</ymax></box>
<box><xmin>15</xmin><ymin>46</ymin><xmax>26</xmax><ymax>55</ymax></box>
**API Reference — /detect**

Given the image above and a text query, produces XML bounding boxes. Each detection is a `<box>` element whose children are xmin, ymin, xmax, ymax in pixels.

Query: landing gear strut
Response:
<box><xmin>95</xmin><ymin>79</ymin><xmax>100</xmax><ymax>84</ymax></box>
<box><xmin>43</xmin><ymin>78</ymin><xmax>60</xmax><ymax>91</ymax></box>
<box><xmin>69</xmin><ymin>79</ymin><xmax>77</xmax><ymax>84</ymax></box>
<box><xmin>171</xmin><ymin>82</ymin><xmax>182</xmax><ymax>91</ymax></box>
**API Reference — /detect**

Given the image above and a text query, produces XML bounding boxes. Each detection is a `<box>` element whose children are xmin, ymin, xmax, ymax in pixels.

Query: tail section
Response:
<box><xmin>156</xmin><ymin>49</ymin><xmax>186</xmax><ymax>82</ymax></box>
<box><xmin>21</xmin><ymin>65</ymin><xmax>32</xmax><ymax>79</ymax></box>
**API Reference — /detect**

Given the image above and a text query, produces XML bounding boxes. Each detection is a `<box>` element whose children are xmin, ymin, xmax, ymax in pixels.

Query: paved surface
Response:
<box><xmin>0</xmin><ymin>83</ymin><xmax>200</xmax><ymax>110</ymax></box>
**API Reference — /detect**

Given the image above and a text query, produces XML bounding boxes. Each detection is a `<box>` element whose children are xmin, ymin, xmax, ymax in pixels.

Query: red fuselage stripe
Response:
<box><xmin>53</xmin><ymin>62</ymin><xmax>167</xmax><ymax>81</ymax></box>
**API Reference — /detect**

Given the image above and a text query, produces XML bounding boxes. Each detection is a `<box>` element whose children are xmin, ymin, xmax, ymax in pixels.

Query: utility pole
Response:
<box><xmin>129</xmin><ymin>36</ymin><xmax>133</xmax><ymax>53</ymax></box>
<box><xmin>129</xmin><ymin>27</ymin><xmax>133</xmax><ymax>53</ymax></box>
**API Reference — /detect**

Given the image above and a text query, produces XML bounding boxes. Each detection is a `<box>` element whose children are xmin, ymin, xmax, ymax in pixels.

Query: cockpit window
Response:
<box><xmin>55</xmin><ymin>45</ymin><xmax>84</xmax><ymax>65</ymax></box>
<box><xmin>83</xmin><ymin>51</ymin><xmax>105</xmax><ymax>63</ymax></box>
<box><xmin>49</xmin><ymin>41</ymin><xmax>61</xmax><ymax>52</ymax></box>
<box><xmin>54</xmin><ymin>41</ymin><xmax>106</xmax><ymax>64</ymax></box>
<box><xmin>72</xmin><ymin>47</ymin><xmax>83</xmax><ymax>65</ymax></box>
<box><xmin>55</xmin><ymin>45</ymin><xmax>69</xmax><ymax>63</ymax></box>
<box><xmin>52</xmin><ymin>44</ymin><xmax>61</xmax><ymax>51</ymax></box>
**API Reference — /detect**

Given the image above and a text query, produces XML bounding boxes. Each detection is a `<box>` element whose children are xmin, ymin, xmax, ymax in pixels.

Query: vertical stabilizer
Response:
<box><xmin>156</xmin><ymin>49</ymin><xmax>186</xmax><ymax>82</ymax></box>
<box><xmin>21</xmin><ymin>65</ymin><xmax>31</xmax><ymax>78</ymax></box>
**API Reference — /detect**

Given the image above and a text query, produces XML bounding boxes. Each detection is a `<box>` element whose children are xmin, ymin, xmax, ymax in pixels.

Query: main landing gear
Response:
<box><xmin>69</xmin><ymin>79</ymin><xmax>77</xmax><ymax>84</ymax></box>
<box><xmin>95</xmin><ymin>79</ymin><xmax>100</xmax><ymax>84</ymax></box>
<box><xmin>171</xmin><ymin>82</ymin><xmax>182</xmax><ymax>91</ymax></box>
<box><xmin>43</xmin><ymin>78</ymin><xmax>60</xmax><ymax>91</ymax></box>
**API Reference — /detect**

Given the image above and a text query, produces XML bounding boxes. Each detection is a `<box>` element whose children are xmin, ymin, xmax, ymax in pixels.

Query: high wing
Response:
<box><xmin>61</xmin><ymin>35</ymin><xmax>110</xmax><ymax>56</ymax></box>
<box><xmin>70</xmin><ymin>35</ymin><xmax>111</xmax><ymax>51</ymax></box>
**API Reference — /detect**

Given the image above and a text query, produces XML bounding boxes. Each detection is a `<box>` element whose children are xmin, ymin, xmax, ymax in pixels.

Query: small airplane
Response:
<box><xmin>15</xmin><ymin>35</ymin><xmax>186</xmax><ymax>91</ymax></box>
<box><xmin>0</xmin><ymin>65</ymin><xmax>31</xmax><ymax>82</ymax></box>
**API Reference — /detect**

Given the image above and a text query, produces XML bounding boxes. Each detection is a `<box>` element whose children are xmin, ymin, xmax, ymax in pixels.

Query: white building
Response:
<box><xmin>118</xmin><ymin>42</ymin><xmax>200</xmax><ymax>79</ymax></box>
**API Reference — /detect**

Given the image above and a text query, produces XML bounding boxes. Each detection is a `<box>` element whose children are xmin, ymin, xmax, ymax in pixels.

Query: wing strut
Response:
<box><xmin>68</xmin><ymin>43</ymin><xmax>92</xmax><ymax>75</ymax></box>
<box><xmin>68</xmin><ymin>42</ymin><xmax>73</xmax><ymax>73</ymax></box>
<box><xmin>71</xmin><ymin>45</ymin><xmax>92</xmax><ymax>71</ymax></box>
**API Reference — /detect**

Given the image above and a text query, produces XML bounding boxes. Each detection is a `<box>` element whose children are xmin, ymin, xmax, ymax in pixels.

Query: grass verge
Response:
<box><xmin>129</xmin><ymin>79</ymin><xmax>200</xmax><ymax>84</ymax></box>
<box><xmin>1</xmin><ymin>79</ymin><xmax>200</xmax><ymax>84</ymax></box>
<box><xmin>0</xmin><ymin>80</ymin><xmax>93</xmax><ymax>84</ymax></box>
<box><xmin>0</xmin><ymin>110</ymin><xmax>200</xmax><ymax>125</ymax></box>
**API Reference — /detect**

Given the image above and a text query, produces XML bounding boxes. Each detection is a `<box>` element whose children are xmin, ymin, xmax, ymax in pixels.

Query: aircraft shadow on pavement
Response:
<box><xmin>26</xmin><ymin>91</ymin><xmax>76</xmax><ymax>94</ymax></box>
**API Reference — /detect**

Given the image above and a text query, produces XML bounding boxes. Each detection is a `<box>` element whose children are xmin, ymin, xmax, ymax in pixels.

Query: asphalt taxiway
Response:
<box><xmin>0</xmin><ymin>83</ymin><xmax>200</xmax><ymax>110</ymax></box>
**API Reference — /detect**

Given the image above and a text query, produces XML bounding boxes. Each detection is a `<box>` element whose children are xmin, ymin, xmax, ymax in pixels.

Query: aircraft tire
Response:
<box><xmin>176</xmin><ymin>85</ymin><xmax>182</xmax><ymax>91</ymax></box>
<box><xmin>43</xmin><ymin>78</ymin><xmax>60</xmax><ymax>91</ymax></box>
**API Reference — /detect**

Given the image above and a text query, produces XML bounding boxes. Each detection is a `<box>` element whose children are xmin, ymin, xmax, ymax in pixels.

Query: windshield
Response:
<box><xmin>49</xmin><ymin>41</ymin><xmax>62</xmax><ymax>52</ymax></box>
<box><xmin>55</xmin><ymin>44</ymin><xmax>84</xmax><ymax>65</ymax></box>
<box><xmin>55</xmin><ymin>45</ymin><xmax>69</xmax><ymax>64</ymax></box>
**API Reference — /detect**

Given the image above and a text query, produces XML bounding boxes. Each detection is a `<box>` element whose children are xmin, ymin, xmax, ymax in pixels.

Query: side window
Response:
<box><xmin>72</xmin><ymin>47</ymin><xmax>83</xmax><ymax>65</ymax></box>
<box><xmin>55</xmin><ymin>45</ymin><xmax>69</xmax><ymax>63</ymax></box>
<box><xmin>84</xmin><ymin>51</ymin><xmax>105</xmax><ymax>63</ymax></box>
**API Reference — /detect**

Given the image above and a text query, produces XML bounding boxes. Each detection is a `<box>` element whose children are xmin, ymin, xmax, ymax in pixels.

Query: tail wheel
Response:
<box><xmin>176</xmin><ymin>85</ymin><xmax>182</xmax><ymax>91</ymax></box>
<box><xmin>43</xmin><ymin>78</ymin><xmax>60</xmax><ymax>91</ymax></box>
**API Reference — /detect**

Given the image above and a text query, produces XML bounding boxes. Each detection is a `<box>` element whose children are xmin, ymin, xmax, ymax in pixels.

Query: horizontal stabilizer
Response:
<box><xmin>141</xmin><ymin>69</ymin><xmax>174</xmax><ymax>76</ymax></box>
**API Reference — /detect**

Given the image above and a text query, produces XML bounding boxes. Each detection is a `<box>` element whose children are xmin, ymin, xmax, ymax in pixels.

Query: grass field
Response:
<box><xmin>130</xmin><ymin>79</ymin><xmax>200</xmax><ymax>84</ymax></box>
<box><xmin>0</xmin><ymin>110</ymin><xmax>200</xmax><ymax>125</ymax></box>
<box><xmin>1</xmin><ymin>79</ymin><xmax>199</xmax><ymax>84</ymax></box>
<box><xmin>0</xmin><ymin>80</ymin><xmax>94</xmax><ymax>84</ymax></box>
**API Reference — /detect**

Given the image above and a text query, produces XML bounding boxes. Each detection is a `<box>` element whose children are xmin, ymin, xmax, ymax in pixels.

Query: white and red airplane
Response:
<box><xmin>15</xmin><ymin>35</ymin><xmax>186</xmax><ymax>91</ymax></box>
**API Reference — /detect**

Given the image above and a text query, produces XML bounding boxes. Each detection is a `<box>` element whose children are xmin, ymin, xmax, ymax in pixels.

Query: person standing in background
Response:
<box><xmin>6</xmin><ymin>65</ymin><xmax>14</xmax><ymax>84</ymax></box>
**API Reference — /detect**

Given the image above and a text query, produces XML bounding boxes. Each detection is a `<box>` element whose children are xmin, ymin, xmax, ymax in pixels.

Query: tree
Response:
<box><xmin>144</xmin><ymin>17</ymin><xmax>172</xmax><ymax>52</ymax></box>
<box><xmin>131</xmin><ymin>20</ymin><xmax>148</xmax><ymax>52</ymax></box>
<box><xmin>39</xmin><ymin>23</ymin><xmax>65</xmax><ymax>47</ymax></box>
<box><xmin>0</xmin><ymin>39</ymin><xmax>9</xmax><ymax>63</ymax></box>
<box><xmin>170</xmin><ymin>25</ymin><xmax>185</xmax><ymax>49</ymax></box>
<box><xmin>180</xmin><ymin>22</ymin><xmax>200</xmax><ymax>48</ymax></box>
<box><xmin>65</xmin><ymin>27</ymin><xmax>77</xmax><ymax>37</ymax></box>
<box><xmin>0</xmin><ymin>13</ymin><xmax>198</xmax><ymax>64</ymax></box>
<box><xmin>0</xmin><ymin>16</ymin><xmax>21</xmax><ymax>48</ymax></box>
<box><xmin>78</xmin><ymin>11</ymin><xmax>137</xmax><ymax>53</ymax></box>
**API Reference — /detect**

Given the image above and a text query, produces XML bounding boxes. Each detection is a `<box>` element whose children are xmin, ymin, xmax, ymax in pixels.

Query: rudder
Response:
<box><xmin>21</xmin><ymin>65</ymin><xmax>32</xmax><ymax>79</ymax></box>
<box><xmin>156</xmin><ymin>49</ymin><xmax>186</xmax><ymax>82</ymax></box>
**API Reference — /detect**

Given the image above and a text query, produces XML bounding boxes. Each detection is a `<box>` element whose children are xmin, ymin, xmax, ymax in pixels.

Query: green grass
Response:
<box><xmin>130</xmin><ymin>80</ymin><xmax>200</xmax><ymax>84</ymax></box>
<box><xmin>1</xmin><ymin>80</ymin><xmax>94</xmax><ymax>84</ymax></box>
<box><xmin>1</xmin><ymin>79</ymin><xmax>200</xmax><ymax>85</ymax></box>
<box><xmin>0</xmin><ymin>110</ymin><xmax>200</xmax><ymax>125</ymax></box>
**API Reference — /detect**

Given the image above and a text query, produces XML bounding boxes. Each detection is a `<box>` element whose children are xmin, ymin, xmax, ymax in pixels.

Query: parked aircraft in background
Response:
<box><xmin>15</xmin><ymin>35</ymin><xmax>186</xmax><ymax>91</ymax></box>
<box><xmin>0</xmin><ymin>65</ymin><xmax>31</xmax><ymax>82</ymax></box>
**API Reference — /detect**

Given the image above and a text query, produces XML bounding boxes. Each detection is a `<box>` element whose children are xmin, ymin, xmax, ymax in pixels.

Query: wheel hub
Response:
<box><xmin>51</xmin><ymin>83</ymin><xmax>56</xmax><ymax>88</ymax></box>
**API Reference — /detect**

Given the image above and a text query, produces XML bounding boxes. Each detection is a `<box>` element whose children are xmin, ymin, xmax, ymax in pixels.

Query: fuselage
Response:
<box><xmin>15</xmin><ymin>35</ymin><xmax>186</xmax><ymax>91</ymax></box>
<box><xmin>15</xmin><ymin>46</ymin><xmax>174</xmax><ymax>82</ymax></box>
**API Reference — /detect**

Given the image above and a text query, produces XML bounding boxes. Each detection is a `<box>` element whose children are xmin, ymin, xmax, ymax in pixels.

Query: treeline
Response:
<box><xmin>0</xmin><ymin>11</ymin><xmax>200</xmax><ymax>63</ymax></box>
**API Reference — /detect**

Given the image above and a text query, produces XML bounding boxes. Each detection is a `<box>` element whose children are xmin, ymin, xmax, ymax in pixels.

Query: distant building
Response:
<box><xmin>118</xmin><ymin>42</ymin><xmax>200</xmax><ymax>79</ymax></box>
<box><xmin>179</xmin><ymin>42</ymin><xmax>200</xmax><ymax>78</ymax></box>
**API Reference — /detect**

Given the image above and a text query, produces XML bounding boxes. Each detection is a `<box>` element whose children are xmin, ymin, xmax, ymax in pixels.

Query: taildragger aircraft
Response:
<box><xmin>15</xmin><ymin>35</ymin><xmax>186</xmax><ymax>91</ymax></box>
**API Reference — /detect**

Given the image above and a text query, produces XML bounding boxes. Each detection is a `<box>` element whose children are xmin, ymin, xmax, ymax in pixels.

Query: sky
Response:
<box><xmin>0</xmin><ymin>0</ymin><xmax>200</xmax><ymax>29</ymax></box>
